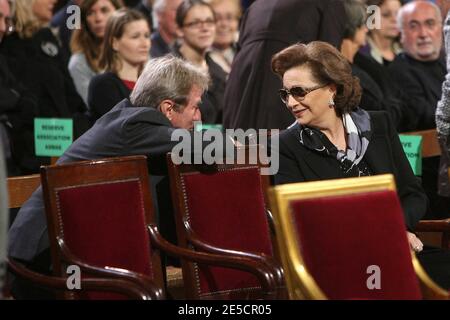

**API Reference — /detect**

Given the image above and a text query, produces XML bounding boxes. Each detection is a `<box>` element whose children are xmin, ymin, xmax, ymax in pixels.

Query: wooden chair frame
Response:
<box><xmin>167</xmin><ymin>154</ymin><xmax>282</xmax><ymax>299</ymax></box>
<box><xmin>37</xmin><ymin>155</ymin><xmax>275</xmax><ymax>299</ymax></box>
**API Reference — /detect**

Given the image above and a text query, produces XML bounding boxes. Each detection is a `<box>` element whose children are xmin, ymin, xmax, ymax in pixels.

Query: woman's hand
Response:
<box><xmin>407</xmin><ymin>231</ymin><xmax>424</xmax><ymax>253</ymax></box>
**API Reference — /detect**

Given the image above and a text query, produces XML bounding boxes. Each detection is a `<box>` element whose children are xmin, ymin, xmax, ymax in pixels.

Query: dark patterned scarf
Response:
<box><xmin>294</xmin><ymin>108</ymin><xmax>372</xmax><ymax>175</ymax></box>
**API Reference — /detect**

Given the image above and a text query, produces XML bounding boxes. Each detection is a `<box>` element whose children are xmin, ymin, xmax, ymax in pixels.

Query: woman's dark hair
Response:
<box><xmin>175</xmin><ymin>0</ymin><xmax>215</xmax><ymax>28</ymax></box>
<box><xmin>271</xmin><ymin>41</ymin><xmax>362</xmax><ymax>116</ymax></box>
<box><xmin>99</xmin><ymin>8</ymin><xmax>149</xmax><ymax>73</ymax></box>
<box><xmin>343</xmin><ymin>0</ymin><xmax>367</xmax><ymax>39</ymax></box>
<box><xmin>71</xmin><ymin>0</ymin><xmax>123</xmax><ymax>72</ymax></box>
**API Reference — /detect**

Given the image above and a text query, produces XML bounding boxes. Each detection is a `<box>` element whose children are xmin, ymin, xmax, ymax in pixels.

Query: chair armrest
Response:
<box><xmin>415</xmin><ymin>219</ymin><xmax>450</xmax><ymax>232</ymax></box>
<box><xmin>57</xmin><ymin>238</ymin><xmax>164</xmax><ymax>300</ymax></box>
<box><xmin>182</xmin><ymin>220</ymin><xmax>285</xmax><ymax>288</ymax></box>
<box><xmin>147</xmin><ymin>224</ymin><xmax>277</xmax><ymax>299</ymax></box>
<box><xmin>7</xmin><ymin>257</ymin><xmax>155</xmax><ymax>300</ymax></box>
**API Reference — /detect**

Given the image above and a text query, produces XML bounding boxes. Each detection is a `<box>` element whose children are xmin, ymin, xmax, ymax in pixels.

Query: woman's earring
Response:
<box><xmin>329</xmin><ymin>97</ymin><xmax>335</xmax><ymax>108</ymax></box>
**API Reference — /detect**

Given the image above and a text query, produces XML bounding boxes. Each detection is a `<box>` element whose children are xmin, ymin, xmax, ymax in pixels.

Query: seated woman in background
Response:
<box><xmin>340</xmin><ymin>0</ymin><xmax>403</xmax><ymax>129</ymax></box>
<box><xmin>0</xmin><ymin>0</ymin><xmax>89</xmax><ymax>172</ymax></box>
<box><xmin>87</xmin><ymin>8</ymin><xmax>151</xmax><ymax>122</ymax></box>
<box><xmin>208</xmin><ymin>0</ymin><xmax>242</xmax><ymax>74</ymax></box>
<box><xmin>69</xmin><ymin>0</ymin><xmax>122</xmax><ymax>105</ymax></box>
<box><xmin>174</xmin><ymin>0</ymin><xmax>226</xmax><ymax>124</ymax></box>
<box><xmin>360</xmin><ymin>0</ymin><xmax>402</xmax><ymax>65</ymax></box>
<box><xmin>271</xmin><ymin>41</ymin><xmax>450</xmax><ymax>289</ymax></box>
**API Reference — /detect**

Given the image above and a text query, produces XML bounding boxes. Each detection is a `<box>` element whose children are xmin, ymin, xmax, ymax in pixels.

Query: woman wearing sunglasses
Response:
<box><xmin>271</xmin><ymin>41</ymin><xmax>428</xmax><ymax>256</ymax></box>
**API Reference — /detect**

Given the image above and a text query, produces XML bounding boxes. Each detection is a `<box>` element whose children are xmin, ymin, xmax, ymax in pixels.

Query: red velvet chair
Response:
<box><xmin>36</xmin><ymin>155</ymin><xmax>275</xmax><ymax>300</ymax></box>
<box><xmin>269</xmin><ymin>174</ymin><xmax>449</xmax><ymax>300</ymax></box>
<box><xmin>167</xmin><ymin>155</ymin><xmax>283</xmax><ymax>299</ymax></box>
<box><xmin>40</xmin><ymin>156</ymin><xmax>166</xmax><ymax>299</ymax></box>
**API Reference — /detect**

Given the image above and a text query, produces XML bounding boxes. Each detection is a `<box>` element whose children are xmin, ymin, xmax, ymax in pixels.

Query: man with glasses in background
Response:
<box><xmin>388</xmin><ymin>1</ymin><xmax>449</xmax><ymax>221</ymax></box>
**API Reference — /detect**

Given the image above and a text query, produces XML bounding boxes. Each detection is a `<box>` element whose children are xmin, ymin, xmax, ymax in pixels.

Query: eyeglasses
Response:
<box><xmin>183</xmin><ymin>18</ymin><xmax>216</xmax><ymax>29</ymax></box>
<box><xmin>279</xmin><ymin>84</ymin><xmax>328</xmax><ymax>104</ymax></box>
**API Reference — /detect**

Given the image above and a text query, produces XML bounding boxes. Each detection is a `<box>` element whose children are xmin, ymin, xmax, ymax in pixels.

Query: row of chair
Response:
<box><xmin>3</xmin><ymin>137</ymin><xmax>450</xmax><ymax>299</ymax></box>
<box><xmin>5</xmin><ymin>156</ymin><xmax>281</xmax><ymax>299</ymax></box>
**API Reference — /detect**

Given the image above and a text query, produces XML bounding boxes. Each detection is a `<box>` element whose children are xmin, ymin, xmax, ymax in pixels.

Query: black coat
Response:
<box><xmin>351</xmin><ymin>62</ymin><xmax>403</xmax><ymax>130</ymax></box>
<box><xmin>273</xmin><ymin>111</ymin><xmax>428</xmax><ymax>231</ymax></box>
<box><xmin>0</xmin><ymin>54</ymin><xmax>41</xmax><ymax>175</ymax></box>
<box><xmin>0</xmin><ymin>29</ymin><xmax>89</xmax><ymax>140</ymax></box>
<box><xmin>87</xmin><ymin>72</ymin><xmax>131</xmax><ymax>122</ymax></box>
<box><xmin>223</xmin><ymin>0</ymin><xmax>347</xmax><ymax>130</ymax></box>
<box><xmin>388</xmin><ymin>53</ymin><xmax>446</xmax><ymax>131</ymax></box>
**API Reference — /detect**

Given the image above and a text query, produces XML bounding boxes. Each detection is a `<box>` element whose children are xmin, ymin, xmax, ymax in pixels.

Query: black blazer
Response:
<box><xmin>273</xmin><ymin>111</ymin><xmax>428</xmax><ymax>231</ymax></box>
<box><xmin>388</xmin><ymin>53</ymin><xmax>446</xmax><ymax>131</ymax></box>
<box><xmin>87</xmin><ymin>72</ymin><xmax>131</xmax><ymax>122</ymax></box>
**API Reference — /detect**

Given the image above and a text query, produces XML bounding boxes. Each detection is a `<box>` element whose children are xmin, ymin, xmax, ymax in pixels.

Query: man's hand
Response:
<box><xmin>407</xmin><ymin>231</ymin><xmax>424</xmax><ymax>253</ymax></box>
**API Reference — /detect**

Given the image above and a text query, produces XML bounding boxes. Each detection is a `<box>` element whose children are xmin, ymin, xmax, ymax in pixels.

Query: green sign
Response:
<box><xmin>34</xmin><ymin>118</ymin><xmax>73</xmax><ymax>157</ymax></box>
<box><xmin>399</xmin><ymin>134</ymin><xmax>422</xmax><ymax>176</ymax></box>
<box><xmin>195</xmin><ymin>123</ymin><xmax>223</xmax><ymax>131</ymax></box>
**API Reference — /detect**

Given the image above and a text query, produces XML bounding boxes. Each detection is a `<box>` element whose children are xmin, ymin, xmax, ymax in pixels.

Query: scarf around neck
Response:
<box><xmin>295</xmin><ymin>108</ymin><xmax>372</xmax><ymax>174</ymax></box>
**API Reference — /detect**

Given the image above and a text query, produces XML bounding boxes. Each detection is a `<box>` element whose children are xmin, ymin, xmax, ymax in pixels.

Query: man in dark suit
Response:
<box><xmin>150</xmin><ymin>0</ymin><xmax>182</xmax><ymax>57</ymax></box>
<box><xmin>388</xmin><ymin>0</ymin><xmax>445</xmax><ymax>131</ymax></box>
<box><xmin>7</xmin><ymin>56</ymin><xmax>208</xmax><ymax>298</ymax></box>
<box><xmin>388</xmin><ymin>1</ymin><xmax>448</xmax><ymax>219</ymax></box>
<box><xmin>223</xmin><ymin>0</ymin><xmax>347</xmax><ymax>130</ymax></box>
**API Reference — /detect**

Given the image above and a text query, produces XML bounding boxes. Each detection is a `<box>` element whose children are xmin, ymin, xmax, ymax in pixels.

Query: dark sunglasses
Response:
<box><xmin>279</xmin><ymin>84</ymin><xmax>328</xmax><ymax>104</ymax></box>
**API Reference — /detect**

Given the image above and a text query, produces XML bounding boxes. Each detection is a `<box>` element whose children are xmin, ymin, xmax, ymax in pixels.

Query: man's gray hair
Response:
<box><xmin>130</xmin><ymin>55</ymin><xmax>209</xmax><ymax>110</ymax></box>
<box><xmin>397</xmin><ymin>0</ymin><xmax>442</xmax><ymax>32</ymax></box>
<box><xmin>153</xmin><ymin>0</ymin><xmax>168</xmax><ymax>13</ymax></box>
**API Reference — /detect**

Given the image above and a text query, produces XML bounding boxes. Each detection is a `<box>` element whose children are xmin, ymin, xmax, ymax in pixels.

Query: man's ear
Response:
<box><xmin>159</xmin><ymin>100</ymin><xmax>174</xmax><ymax>120</ymax></box>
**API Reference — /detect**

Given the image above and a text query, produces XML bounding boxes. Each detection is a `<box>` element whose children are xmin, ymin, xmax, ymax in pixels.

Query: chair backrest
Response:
<box><xmin>402</xmin><ymin>129</ymin><xmax>440</xmax><ymax>158</ymax></box>
<box><xmin>167</xmin><ymin>156</ymin><xmax>277</xmax><ymax>299</ymax></box>
<box><xmin>269</xmin><ymin>174</ymin><xmax>424</xmax><ymax>300</ymax></box>
<box><xmin>40</xmin><ymin>156</ymin><xmax>164</xmax><ymax>299</ymax></box>
<box><xmin>7</xmin><ymin>174</ymin><xmax>40</xmax><ymax>209</ymax></box>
